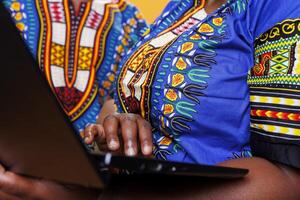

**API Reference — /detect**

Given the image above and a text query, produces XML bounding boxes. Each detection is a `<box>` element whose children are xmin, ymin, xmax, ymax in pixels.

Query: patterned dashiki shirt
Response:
<box><xmin>114</xmin><ymin>0</ymin><xmax>300</xmax><ymax>166</ymax></box>
<box><xmin>1</xmin><ymin>0</ymin><xmax>148</xmax><ymax>133</ymax></box>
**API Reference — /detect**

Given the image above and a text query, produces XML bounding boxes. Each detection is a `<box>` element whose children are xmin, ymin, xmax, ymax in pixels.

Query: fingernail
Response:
<box><xmin>88</xmin><ymin>130</ymin><xmax>93</xmax><ymax>137</ymax></box>
<box><xmin>127</xmin><ymin>147</ymin><xmax>136</xmax><ymax>156</ymax></box>
<box><xmin>84</xmin><ymin>137</ymin><xmax>90</xmax><ymax>144</ymax></box>
<box><xmin>109</xmin><ymin>140</ymin><xmax>119</xmax><ymax>150</ymax></box>
<box><xmin>143</xmin><ymin>145</ymin><xmax>152</xmax><ymax>155</ymax></box>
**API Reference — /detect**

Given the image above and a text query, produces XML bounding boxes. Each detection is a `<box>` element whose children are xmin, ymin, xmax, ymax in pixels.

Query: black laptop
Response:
<box><xmin>0</xmin><ymin>4</ymin><xmax>248</xmax><ymax>189</ymax></box>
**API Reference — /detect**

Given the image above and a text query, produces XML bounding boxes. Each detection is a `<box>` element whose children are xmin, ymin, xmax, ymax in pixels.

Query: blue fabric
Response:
<box><xmin>248</xmin><ymin>0</ymin><xmax>300</xmax><ymax>168</ymax></box>
<box><xmin>2</xmin><ymin>0</ymin><xmax>148</xmax><ymax>133</ymax></box>
<box><xmin>114</xmin><ymin>0</ymin><xmax>300</xmax><ymax>164</ymax></box>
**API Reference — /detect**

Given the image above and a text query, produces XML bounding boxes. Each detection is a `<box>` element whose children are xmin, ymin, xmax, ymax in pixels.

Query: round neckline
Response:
<box><xmin>150</xmin><ymin>0</ymin><xmax>206</xmax><ymax>35</ymax></box>
<box><xmin>137</xmin><ymin>0</ymin><xmax>236</xmax><ymax>49</ymax></box>
<box><xmin>143</xmin><ymin>0</ymin><xmax>233</xmax><ymax>43</ymax></box>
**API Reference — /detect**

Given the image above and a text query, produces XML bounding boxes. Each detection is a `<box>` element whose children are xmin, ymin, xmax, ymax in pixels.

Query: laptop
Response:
<box><xmin>0</xmin><ymin>4</ymin><xmax>248</xmax><ymax>189</ymax></box>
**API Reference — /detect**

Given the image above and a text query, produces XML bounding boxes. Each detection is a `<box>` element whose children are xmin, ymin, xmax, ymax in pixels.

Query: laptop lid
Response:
<box><xmin>0</xmin><ymin>4</ymin><xmax>105</xmax><ymax>189</ymax></box>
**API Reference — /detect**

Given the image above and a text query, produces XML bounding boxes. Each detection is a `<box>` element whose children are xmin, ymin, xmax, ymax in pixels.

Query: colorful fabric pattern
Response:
<box><xmin>249</xmin><ymin>18</ymin><xmax>300</xmax><ymax>138</ymax></box>
<box><xmin>2</xmin><ymin>0</ymin><xmax>147</xmax><ymax>132</ymax></box>
<box><xmin>114</xmin><ymin>0</ymin><xmax>300</xmax><ymax>165</ymax></box>
<box><xmin>248</xmin><ymin>3</ymin><xmax>300</xmax><ymax>167</ymax></box>
<box><xmin>114</xmin><ymin>0</ymin><xmax>253</xmax><ymax>164</ymax></box>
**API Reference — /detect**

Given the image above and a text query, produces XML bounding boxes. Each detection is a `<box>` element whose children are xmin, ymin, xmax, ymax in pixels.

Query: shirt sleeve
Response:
<box><xmin>248</xmin><ymin>0</ymin><xmax>300</xmax><ymax>168</ymax></box>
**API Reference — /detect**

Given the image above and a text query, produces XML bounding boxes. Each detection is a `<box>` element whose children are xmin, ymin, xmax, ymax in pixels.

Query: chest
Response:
<box><xmin>117</xmin><ymin>1</ymin><xmax>253</xmax><ymax>120</ymax></box>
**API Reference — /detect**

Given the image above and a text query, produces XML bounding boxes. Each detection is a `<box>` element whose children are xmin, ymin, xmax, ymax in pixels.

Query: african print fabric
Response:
<box><xmin>114</xmin><ymin>0</ymin><xmax>300</xmax><ymax>165</ymax></box>
<box><xmin>249</xmin><ymin>19</ymin><xmax>300</xmax><ymax>137</ymax></box>
<box><xmin>2</xmin><ymin>0</ymin><xmax>147</xmax><ymax>133</ymax></box>
<box><xmin>248</xmin><ymin>0</ymin><xmax>300</xmax><ymax>168</ymax></box>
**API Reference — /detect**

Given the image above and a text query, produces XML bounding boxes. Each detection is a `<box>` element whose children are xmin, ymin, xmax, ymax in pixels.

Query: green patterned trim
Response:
<box><xmin>255</xmin><ymin>36</ymin><xmax>300</xmax><ymax>56</ymax></box>
<box><xmin>248</xmin><ymin>74</ymin><xmax>300</xmax><ymax>85</ymax></box>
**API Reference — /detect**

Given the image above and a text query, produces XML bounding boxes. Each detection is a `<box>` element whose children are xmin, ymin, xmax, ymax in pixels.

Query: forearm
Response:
<box><xmin>192</xmin><ymin>158</ymin><xmax>300</xmax><ymax>200</ymax></box>
<box><xmin>213</xmin><ymin>157</ymin><xmax>300</xmax><ymax>200</ymax></box>
<box><xmin>106</xmin><ymin>157</ymin><xmax>300</xmax><ymax>200</ymax></box>
<box><xmin>189</xmin><ymin>158</ymin><xmax>300</xmax><ymax>200</ymax></box>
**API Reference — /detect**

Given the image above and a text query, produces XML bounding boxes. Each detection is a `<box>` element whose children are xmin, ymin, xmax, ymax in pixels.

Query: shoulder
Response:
<box><xmin>247</xmin><ymin>0</ymin><xmax>300</xmax><ymax>39</ymax></box>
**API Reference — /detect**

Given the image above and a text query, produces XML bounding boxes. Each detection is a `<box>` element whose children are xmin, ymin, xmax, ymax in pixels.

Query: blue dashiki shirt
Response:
<box><xmin>1</xmin><ymin>0</ymin><xmax>148</xmax><ymax>133</ymax></box>
<box><xmin>114</xmin><ymin>0</ymin><xmax>300</xmax><ymax>165</ymax></box>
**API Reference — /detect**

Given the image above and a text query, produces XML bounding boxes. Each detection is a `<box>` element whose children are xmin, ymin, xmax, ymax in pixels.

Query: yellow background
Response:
<box><xmin>128</xmin><ymin>0</ymin><xmax>169</xmax><ymax>23</ymax></box>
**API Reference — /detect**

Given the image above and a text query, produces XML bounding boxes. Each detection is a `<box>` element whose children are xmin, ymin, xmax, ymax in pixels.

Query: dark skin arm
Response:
<box><xmin>0</xmin><ymin>164</ymin><xmax>100</xmax><ymax>200</ymax></box>
<box><xmin>103</xmin><ymin>158</ymin><xmax>300</xmax><ymax>200</ymax></box>
<box><xmin>213</xmin><ymin>158</ymin><xmax>300</xmax><ymax>200</ymax></box>
<box><xmin>84</xmin><ymin>99</ymin><xmax>300</xmax><ymax>200</ymax></box>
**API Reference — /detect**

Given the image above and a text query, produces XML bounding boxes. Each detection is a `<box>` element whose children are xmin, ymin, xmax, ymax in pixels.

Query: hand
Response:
<box><xmin>0</xmin><ymin>164</ymin><xmax>100</xmax><ymax>200</ymax></box>
<box><xmin>84</xmin><ymin>113</ymin><xmax>153</xmax><ymax>157</ymax></box>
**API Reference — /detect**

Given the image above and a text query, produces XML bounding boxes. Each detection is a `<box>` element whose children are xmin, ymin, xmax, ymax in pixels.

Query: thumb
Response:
<box><xmin>84</xmin><ymin>124</ymin><xmax>105</xmax><ymax>145</ymax></box>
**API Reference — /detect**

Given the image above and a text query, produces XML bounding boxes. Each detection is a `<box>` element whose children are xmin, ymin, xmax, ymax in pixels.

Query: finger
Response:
<box><xmin>0</xmin><ymin>171</ymin><xmax>99</xmax><ymax>200</ymax></box>
<box><xmin>0</xmin><ymin>171</ymin><xmax>36</xmax><ymax>199</ymax></box>
<box><xmin>97</xmin><ymin>139</ymin><xmax>111</xmax><ymax>152</ymax></box>
<box><xmin>84</xmin><ymin>124</ymin><xmax>105</xmax><ymax>145</ymax></box>
<box><xmin>103</xmin><ymin>115</ymin><xmax>120</xmax><ymax>151</ymax></box>
<box><xmin>119</xmin><ymin>114</ymin><xmax>138</xmax><ymax>156</ymax></box>
<box><xmin>137</xmin><ymin>117</ymin><xmax>153</xmax><ymax>156</ymax></box>
<box><xmin>83</xmin><ymin>124</ymin><xmax>96</xmax><ymax>144</ymax></box>
<box><xmin>0</xmin><ymin>173</ymin><xmax>80</xmax><ymax>200</ymax></box>
<box><xmin>0</xmin><ymin>191</ymin><xmax>22</xmax><ymax>200</ymax></box>
<box><xmin>0</xmin><ymin>164</ymin><xmax>5</xmax><ymax>173</ymax></box>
